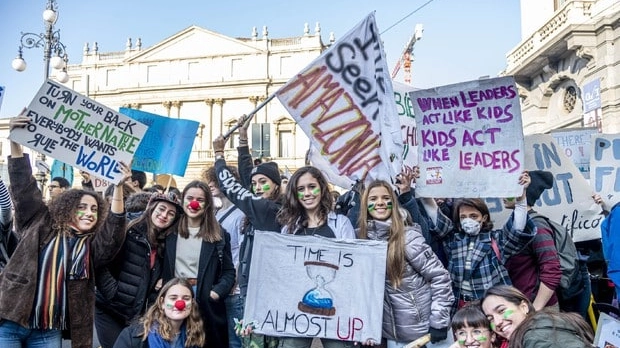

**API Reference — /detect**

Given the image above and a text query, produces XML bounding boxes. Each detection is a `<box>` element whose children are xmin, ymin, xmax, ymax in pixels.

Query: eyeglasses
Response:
<box><xmin>48</xmin><ymin>185</ymin><xmax>60</xmax><ymax>189</ymax></box>
<box><xmin>455</xmin><ymin>328</ymin><xmax>491</xmax><ymax>341</ymax></box>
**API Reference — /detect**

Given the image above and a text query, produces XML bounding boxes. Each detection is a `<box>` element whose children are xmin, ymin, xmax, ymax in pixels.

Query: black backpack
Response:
<box><xmin>530</xmin><ymin>212</ymin><xmax>582</xmax><ymax>299</ymax></box>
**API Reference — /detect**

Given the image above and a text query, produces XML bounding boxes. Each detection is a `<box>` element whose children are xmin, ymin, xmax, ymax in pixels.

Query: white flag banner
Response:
<box><xmin>276</xmin><ymin>12</ymin><xmax>402</xmax><ymax>187</ymax></box>
<box><xmin>244</xmin><ymin>233</ymin><xmax>387</xmax><ymax>342</ymax></box>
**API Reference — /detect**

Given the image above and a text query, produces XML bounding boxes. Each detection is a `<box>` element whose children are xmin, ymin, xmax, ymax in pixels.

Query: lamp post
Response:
<box><xmin>11</xmin><ymin>0</ymin><xmax>70</xmax><ymax>191</ymax></box>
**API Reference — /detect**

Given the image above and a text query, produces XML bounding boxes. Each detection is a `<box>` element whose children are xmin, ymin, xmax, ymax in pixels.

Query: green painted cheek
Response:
<box><xmin>476</xmin><ymin>335</ymin><xmax>488</xmax><ymax>342</ymax></box>
<box><xmin>368</xmin><ymin>203</ymin><xmax>376</xmax><ymax>211</ymax></box>
<box><xmin>262</xmin><ymin>184</ymin><xmax>270</xmax><ymax>191</ymax></box>
<box><xmin>503</xmin><ymin>309</ymin><xmax>514</xmax><ymax>319</ymax></box>
<box><xmin>311</xmin><ymin>188</ymin><xmax>320</xmax><ymax>195</ymax></box>
<box><xmin>457</xmin><ymin>339</ymin><xmax>465</xmax><ymax>345</ymax></box>
<box><xmin>76</xmin><ymin>211</ymin><xmax>86</xmax><ymax>217</ymax></box>
<box><xmin>386</xmin><ymin>201</ymin><xmax>393</xmax><ymax>210</ymax></box>
<box><xmin>490</xmin><ymin>323</ymin><xmax>496</xmax><ymax>330</ymax></box>
<box><xmin>297</xmin><ymin>192</ymin><xmax>304</xmax><ymax>199</ymax></box>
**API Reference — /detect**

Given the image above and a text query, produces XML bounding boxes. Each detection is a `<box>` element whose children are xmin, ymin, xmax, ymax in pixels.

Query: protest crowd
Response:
<box><xmin>0</xmin><ymin>108</ymin><xmax>618</xmax><ymax>348</ymax></box>
<box><xmin>1</xmin><ymin>11</ymin><xmax>619</xmax><ymax>348</ymax></box>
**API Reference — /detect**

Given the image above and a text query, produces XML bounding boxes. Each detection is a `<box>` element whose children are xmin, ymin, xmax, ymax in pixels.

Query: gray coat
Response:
<box><xmin>365</xmin><ymin>220</ymin><xmax>454</xmax><ymax>342</ymax></box>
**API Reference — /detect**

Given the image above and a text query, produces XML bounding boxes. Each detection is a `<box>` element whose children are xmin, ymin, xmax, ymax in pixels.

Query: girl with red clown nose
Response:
<box><xmin>162</xmin><ymin>180</ymin><xmax>236</xmax><ymax>348</ymax></box>
<box><xmin>113</xmin><ymin>277</ymin><xmax>206</xmax><ymax>348</ymax></box>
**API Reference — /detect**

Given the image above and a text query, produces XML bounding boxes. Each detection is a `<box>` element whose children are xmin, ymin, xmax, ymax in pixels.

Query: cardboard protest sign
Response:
<box><xmin>593</xmin><ymin>313</ymin><xmax>620</xmax><ymax>348</ymax></box>
<box><xmin>119</xmin><ymin>108</ymin><xmax>199</xmax><ymax>176</ymax></box>
<box><xmin>551</xmin><ymin>128</ymin><xmax>596</xmax><ymax>179</ymax></box>
<box><xmin>488</xmin><ymin>134</ymin><xmax>602</xmax><ymax>242</ymax></box>
<box><xmin>276</xmin><ymin>12</ymin><xmax>403</xmax><ymax>189</ymax></box>
<box><xmin>410</xmin><ymin>76</ymin><xmax>524</xmax><ymax>198</ymax></box>
<box><xmin>591</xmin><ymin>133</ymin><xmax>620</xmax><ymax>207</ymax></box>
<box><xmin>245</xmin><ymin>233</ymin><xmax>387</xmax><ymax>342</ymax></box>
<box><xmin>393</xmin><ymin>81</ymin><xmax>418</xmax><ymax>167</ymax></box>
<box><xmin>9</xmin><ymin>80</ymin><xmax>148</xmax><ymax>184</ymax></box>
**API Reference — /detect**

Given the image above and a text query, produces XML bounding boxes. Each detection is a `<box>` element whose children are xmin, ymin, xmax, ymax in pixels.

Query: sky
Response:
<box><xmin>0</xmin><ymin>0</ymin><xmax>522</xmax><ymax>118</ymax></box>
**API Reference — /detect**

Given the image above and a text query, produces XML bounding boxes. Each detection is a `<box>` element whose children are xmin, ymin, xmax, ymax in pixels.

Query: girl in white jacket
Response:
<box><xmin>357</xmin><ymin>180</ymin><xmax>454</xmax><ymax>348</ymax></box>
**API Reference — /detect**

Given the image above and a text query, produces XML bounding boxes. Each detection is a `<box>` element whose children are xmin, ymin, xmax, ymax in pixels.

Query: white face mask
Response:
<box><xmin>461</xmin><ymin>218</ymin><xmax>481</xmax><ymax>236</ymax></box>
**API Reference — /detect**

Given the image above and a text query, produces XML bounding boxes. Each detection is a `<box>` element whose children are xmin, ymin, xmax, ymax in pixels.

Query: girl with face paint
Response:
<box><xmin>160</xmin><ymin>180</ymin><xmax>236</xmax><ymax>348</ymax></box>
<box><xmin>431</xmin><ymin>171</ymin><xmax>537</xmax><ymax>316</ymax></box>
<box><xmin>480</xmin><ymin>285</ymin><xmax>594</xmax><ymax>348</ymax></box>
<box><xmin>1</xmin><ymin>115</ymin><xmax>131</xmax><ymax>348</ymax></box>
<box><xmin>449</xmin><ymin>302</ymin><xmax>495</xmax><ymax>348</ymax></box>
<box><xmin>357</xmin><ymin>180</ymin><xmax>454</xmax><ymax>347</ymax></box>
<box><xmin>95</xmin><ymin>190</ymin><xmax>185</xmax><ymax>348</ymax></box>
<box><xmin>275</xmin><ymin>166</ymin><xmax>356</xmax><ymax>348</ymax></box>
<box><xmin>113</xmin><ymin>278</ymin><xmax>206</xmax><ymax>348</ymax></box>
<box><xmin>212</xmin><ymin>116</ymin><xmax>284</xmax><ymax>348</ymax></box>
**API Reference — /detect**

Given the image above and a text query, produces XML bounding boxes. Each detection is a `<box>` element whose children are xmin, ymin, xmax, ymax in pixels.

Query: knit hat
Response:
<box><xmin>526</xmin><ymin>170</ymin><xmax>554</xmax><ymax>206</ymax></box>
<box><xmin>148</xmin><ymin>191</ymin><xmax>184</xmax><ymax>216</ymax></box>
<box><xmin>251</xmin><ymin>162</ymin><xmax>281</xmax><ymax>186</ymax></box>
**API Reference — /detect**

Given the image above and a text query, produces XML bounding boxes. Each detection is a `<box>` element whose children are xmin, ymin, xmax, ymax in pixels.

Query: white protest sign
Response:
<box><xmin>9</xmin><ymin>80</ymin><xmax>148</xmax><ymax>184</ymax></box>
<box><xmin>593</xmin><ymin>313</ymin><xmax>620</xmax><ymax>348</ymax></box>
<box><xmin>393</xmin><ymin>81</ymin><xmax>418</xmax><ymax>167</ymax></box>
<box><xmin>591</xmin><ymin>133</ymin><xmax>620</xmax><ymax>207</ymax></box>
<box><xmin>245</xmin><ymin>233</ymin><xmax>387</xmax><ymax>342</ymax></box>
<box><xmin>410</xmin><ymin>76</ymin><xmax>524</xmax><ymax>198</ymax></box>
<box><xmin>488</xmin><ymin>134</ymin><xmax>602</xmax><ymax>242</ymax></box>
<box><xmin>551</xmin><ymin>128</ymin><xmax>597</xmax><ymax>179</ymax></box>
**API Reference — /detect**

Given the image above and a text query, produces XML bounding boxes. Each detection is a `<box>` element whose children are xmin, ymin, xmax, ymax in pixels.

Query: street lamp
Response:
<box><xmin>12</xmin><ymin>0</ymin><xmax>70</xmax><ymax>190</ymax></box>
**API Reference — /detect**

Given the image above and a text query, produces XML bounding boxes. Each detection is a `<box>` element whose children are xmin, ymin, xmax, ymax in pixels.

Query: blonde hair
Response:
<box><xmin>140</xmin><ymin>278</ymin><xmax>205</xmax><ymax>347</ymax></box>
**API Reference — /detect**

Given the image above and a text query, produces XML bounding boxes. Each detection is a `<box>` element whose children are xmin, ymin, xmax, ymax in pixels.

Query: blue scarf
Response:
<box><xmin>147</xmin><ymin>322</ymin><xmax>193</xmax><ymax>348</ymax></box>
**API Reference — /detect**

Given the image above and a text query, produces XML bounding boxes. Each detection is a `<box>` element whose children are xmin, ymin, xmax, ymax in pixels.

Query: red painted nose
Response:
<box><xmin>174</xmin><ymin>300</ymin><xmax>186</xmax><ymax>311</ymax></box>
<box><xmin>188</xmin><ymin>201</ymin><xmax>200</xmax><ymax>210</ymax></box>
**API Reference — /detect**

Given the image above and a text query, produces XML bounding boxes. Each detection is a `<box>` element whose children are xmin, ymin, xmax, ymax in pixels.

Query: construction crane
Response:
<box><xmin>391</xmin><ymin>24</ymin><xmax>424</xmax><ymax>85</ymax></box>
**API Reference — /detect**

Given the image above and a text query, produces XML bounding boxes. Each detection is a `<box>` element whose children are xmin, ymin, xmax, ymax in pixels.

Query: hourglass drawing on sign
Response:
<box><xmin>298</xmin><ymin>261</ymin><xmax>338</xmax><ymax>316</ymax></box>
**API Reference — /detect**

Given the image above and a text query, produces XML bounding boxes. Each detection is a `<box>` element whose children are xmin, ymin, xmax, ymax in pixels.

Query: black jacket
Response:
<box><xmin>162</xmin><ymin>231</ymin><xmax>235</xmax><ymax>348</ymax></box>
<box><xmin>96</xmin><ymin>220</ymin><xmax>163</xmax><ymax>322</ymax></box>
<box><xmin>113</xmin><ymin>324</ymin><xmax>146</xmax><ymax>348</ymax></box>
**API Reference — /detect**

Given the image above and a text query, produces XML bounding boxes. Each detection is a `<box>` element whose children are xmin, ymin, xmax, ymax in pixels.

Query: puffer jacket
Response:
<box><xmin>96</xmin><ymin>220</ymin><xmax>163</xmax><ymax>322</ymax></box>
<box><xmin>364</xmin><ymin>220</ymin><xmax>454</xmax><ymax>342</ymax></box>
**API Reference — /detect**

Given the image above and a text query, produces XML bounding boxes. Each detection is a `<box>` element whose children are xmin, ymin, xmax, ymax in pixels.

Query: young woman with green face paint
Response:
<box><xmin>481</xmin><ymin>285</ymin><xmax>535</xmax><ymax>347</ymax></box>
<box><xmin>357</xmin><ymin>180</ymin><xmax>454</xmax><ymax>347</ymax></box>
<box><xmin>276</xmin><ymin>166</ymin><xmax>356</xmax><ymax>348</ymax></box>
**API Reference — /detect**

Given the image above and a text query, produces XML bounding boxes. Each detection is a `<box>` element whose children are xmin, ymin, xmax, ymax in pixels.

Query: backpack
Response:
<box><xmin>529</xmin><ymin>212</ymin><xmax>582</xmax><ymax>298</ymax></box>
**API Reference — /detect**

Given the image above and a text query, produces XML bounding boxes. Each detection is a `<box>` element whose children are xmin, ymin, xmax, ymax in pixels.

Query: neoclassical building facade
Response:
<box><xmin>61</xmin><ymin>23</ymin><xmax>332</xmax><ymax>187</ymax></box>
<box><xmin>505</xmin><ymin>0</ymin><xmax>619</xmax><ymax>134</ymax></box>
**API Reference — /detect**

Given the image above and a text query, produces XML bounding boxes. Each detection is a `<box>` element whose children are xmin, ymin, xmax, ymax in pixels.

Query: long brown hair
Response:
<box><xmin>140</xmin><ymin>278</ymin><xmax>205</xmax><ymax>347</ymax></box>
<box><xmin>127</xmin><ymin>193</ymin><xmax>181</xmax><ymax>248</ymax></box>
<box><xmin>357</xmin><ymin>180</ymin><xmax>406</xmax><ymax>287</ymax></box>
<box><xmin>177</xmin><ymin>180</ymin><xmax>221</xmax><ymax>243</ymax></box>
<box><xmin>277</xmin><ymin>166</ymin><xmax>333</xmax><ymax>233</ymax></box>
<box><xmin>508</xmin><ymin>309</ymin><xmax>594</xmax><ymax>348</ymax></box>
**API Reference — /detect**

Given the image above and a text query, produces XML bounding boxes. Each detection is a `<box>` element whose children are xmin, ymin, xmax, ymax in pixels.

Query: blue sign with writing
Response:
<box><xmin>582</xmin><ymin>79</ymin><xmax>601</xmax><ymax>113</ymax></box>
<box><xmin>120</xmin><ymin>108</ymin><xmax>199</xmax><ymax>176</ymax></box>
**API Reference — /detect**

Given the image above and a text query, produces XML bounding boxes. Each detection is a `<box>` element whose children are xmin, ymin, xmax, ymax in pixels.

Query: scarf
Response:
<box><xmin>147</xmin><ymin>322</ymin><xmax>191</xmax><ymax>348</ymax></box>
<box><xmin>30</xmin><ymin>230</ymin><xmax>92</xmax><ymax>330</ymax></box>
